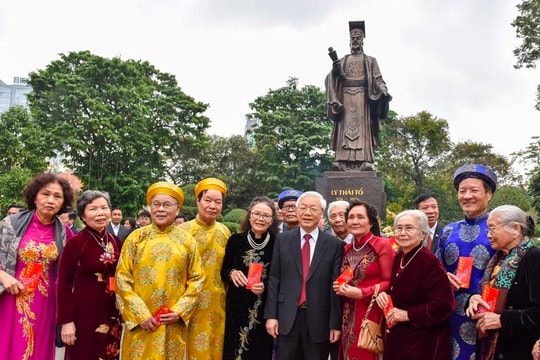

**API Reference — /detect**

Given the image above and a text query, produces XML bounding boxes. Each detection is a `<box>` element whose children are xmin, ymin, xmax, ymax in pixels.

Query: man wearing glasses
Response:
<box><xmin>115</xmin><ymin>181</ymin><xmax>205</xmax><ymax>359</ymax></box>
<box><xmin>277</xmin><ymin>189</ymin><xmax>303</xmax><ymax>231</ymax></box>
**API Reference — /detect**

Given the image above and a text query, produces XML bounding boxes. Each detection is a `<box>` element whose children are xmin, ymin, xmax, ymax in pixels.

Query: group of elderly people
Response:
<box><xmin>0</xmin><ymin>163</ymin><xmax>538</xmax><ymax>360</ymax></box>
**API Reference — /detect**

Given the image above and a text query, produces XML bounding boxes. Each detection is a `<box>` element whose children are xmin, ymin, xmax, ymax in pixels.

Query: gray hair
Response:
<box><xmin>297</xmin><ymin>191</ymin><xmax>327</xmax><ymax>212</ymax></box>
<box><xmin>77</xmin><ymin>190</ymin><xmax>111</xmax><ymax>223</ymax></box>
<box><xmin>489</xmin><ymin>205</ymin><xmax>534</xmax><ymax>237</ymax></box>
<box><xmin>394</xmin><ymin>209</ymin><xmax>430</xmax><ymax>242</ymax></box>
<box><xmin>327</xmin><ymin>200</ymin><xmax>350</xmax><ymax>218</ymax></box>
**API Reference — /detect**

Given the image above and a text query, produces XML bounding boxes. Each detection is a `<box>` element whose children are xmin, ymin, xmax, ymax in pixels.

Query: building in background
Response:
<box><xmin>0</xmin><ymin>77</ymin><xmax>31</xmax><ymax>114</ymax></box>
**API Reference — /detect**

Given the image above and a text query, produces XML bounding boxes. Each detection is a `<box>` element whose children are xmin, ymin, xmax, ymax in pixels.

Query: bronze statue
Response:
<box><xmin>325</xmin><ymin>21</ymin><xmax>392</xmax><ymax>171</ymax></box>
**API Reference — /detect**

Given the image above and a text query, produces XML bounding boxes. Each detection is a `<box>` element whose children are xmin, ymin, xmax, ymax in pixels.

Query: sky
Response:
<box><xmin>1</xmin><ymin>0</ymin><xmax>538</xmax><ymax>158</ymax></box>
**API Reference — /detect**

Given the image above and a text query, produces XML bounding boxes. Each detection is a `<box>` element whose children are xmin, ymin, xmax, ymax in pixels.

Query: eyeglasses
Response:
<box><xmin>251</xmin><ymin>211</ymin><xmax>273</xmax><ymax>221</ymax></box>
<box><xmin>394</xmin><ymin>226</ymin><xmax>420</xmax><ymax>234</ymax></box>
<box><xmin>150</xmin><ymin>201</ymin><xmax>178</xmax><ymax>210</ymax></box>
<box><xmin>282</xmin><ymin>204</ymin><xmax>297</xmax><ymax>212</ymax></box>
<box><xmin>298</xmin><ymin>207</ymin><xmax>321</xmax><ymax>214</ymax></box>
<box><xmin>485</xmin><ymin>223</ymin><xmax>510</xmax><ymax>234</ymax></box>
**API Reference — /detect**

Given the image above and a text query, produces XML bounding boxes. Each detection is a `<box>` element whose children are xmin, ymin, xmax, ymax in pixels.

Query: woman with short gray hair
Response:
<box><xmin>57</xmin><ymin>190</ymin><xmax>123</xmax><ymax>359</ymax></box>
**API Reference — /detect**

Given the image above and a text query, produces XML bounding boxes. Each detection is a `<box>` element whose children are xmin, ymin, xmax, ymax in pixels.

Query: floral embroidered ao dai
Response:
<box><xmin>0</xmin><ymin>214</ymin><xmax>63</xmax><ymax>360</ymax></box>
<box><xmin>56</xmin><ymin>228</ymin><xmax>123</xmax><ymax>360</ymax></box>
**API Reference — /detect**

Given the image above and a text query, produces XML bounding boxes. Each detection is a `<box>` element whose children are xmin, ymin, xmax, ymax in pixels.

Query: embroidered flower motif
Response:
<box><xmin>100</xmin><ymin>251</ymin><xmax>116</xmax><ymax>264</ymax></box>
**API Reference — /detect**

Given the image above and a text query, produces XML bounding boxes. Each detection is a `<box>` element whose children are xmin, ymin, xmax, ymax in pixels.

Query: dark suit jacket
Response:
<box><xmin>264</xmin><ymin>227</ymin><xmax>343</xmax><ymax>342</ymax></box>
<box><xmin>70</xmin><ymin>225</ymin><xmax>80</xmax><ymax>234</ymax></box>
<box><xmin>106</xmin><ymin>223</ymin><xmax>129</xmax><ymax>243</ymax></box>
<box><xmin>430</xmin><ymin>222</ymin><xmax>445</xmax><ymax>253</ymax></box>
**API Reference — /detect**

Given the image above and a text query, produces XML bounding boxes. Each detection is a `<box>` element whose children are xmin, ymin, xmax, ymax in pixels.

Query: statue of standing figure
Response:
<box><xmin>325</xmin><ymin>21</ymin><xmax>392</xmax><ymax>171</ymax></box>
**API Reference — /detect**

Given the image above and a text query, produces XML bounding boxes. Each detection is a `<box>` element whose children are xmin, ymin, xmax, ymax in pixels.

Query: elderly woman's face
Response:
<box><xmin>35</xmin><ymin>181</ymin><xmax>64</xmax><ymax>222</ymax></box>
<box><xmin>82</xmin><ymin>197</ymin><xmax>111</xmax><ymax>232</ymax></box>
<box><xmin>486</xmin><ymin>214</ymin><xmax>518</xmax><ymax>254</ymax></box>
<box><xmin>249</xmin><ymin>203</ymin><xmax>273</xmax><ymax>236</ymax></box>
<box><xmin>347</xmin><ymin>205</ymin><xmax>371</xmax><ymax>239</ymax></box>
<box><xmin>394</xmin><ymin>214</ymin><xmax>424</xmax><ymax>254</ymax></box>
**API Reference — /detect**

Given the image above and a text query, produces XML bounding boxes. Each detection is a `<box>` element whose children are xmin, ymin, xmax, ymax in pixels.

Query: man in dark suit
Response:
<box><xmin>413</xmin><ymin>193</ymin><xmax>445</xmax><ymax>253</ymax></box>
<box><xmin>59</xmin><ymin>210</ymin><xmax>80</xmax><ymax>234</ymax></box>
<box><xmin>265</xmin><ymin>191</ymin><xmax>343</xmax><ymax>360</ymax></box>
<box><xmin>106</xmin><ymin>207</ymin><xmax>130</xmax><ymax>242</ymax></box>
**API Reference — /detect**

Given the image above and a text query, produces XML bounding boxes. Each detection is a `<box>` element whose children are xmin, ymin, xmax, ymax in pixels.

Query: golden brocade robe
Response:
<box><xmin>115</xmin><ymin>224</ymin><xmax>204</xmax><ymax>360</ymax></box>
<box><xmin>180</xmin><ymin>216</ymin><xmax>231</xmax><ymax>360</ymax></box>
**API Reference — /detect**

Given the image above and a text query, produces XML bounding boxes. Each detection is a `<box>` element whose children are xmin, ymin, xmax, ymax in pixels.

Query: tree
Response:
<box><xmin>166</xmin><ymin>135</ymin><xmax>259</xmax><ymax>211</ymax></box>
<box><xmin>490</xmin><ymin>185</ymin><xmax>532</xmax><ymax>211</ymax></box>
<box><xmin>0</xmin><ymin>107</ymin><xmax>53</xmax><ymax>212</ymax></box>
<box><xmin>0</xmin><ymin>106</ymin><xmax>52</xmax><ymax>172</ymax></box>
<box><xmin>510</xmin><ymin>135</ymin><xmax>540</xmax><ymax>185</ymax></box>
<box><xmin>27</xmin><ymin>51</ymin><xmax>210</xmax><ymax>216</ymax></box>
<box><xmin>512</xmin><ymin>0</ymin><xmax>540</xmax><ymax>110</ymax></box>
<box><xmin>529</xmin><ymin>171</ymin><xmax>540</xmax><ymax>221</ymax></box>
<box><xmin>444</xmin><ymin>141</ymin><xmax>511</xmax><ymax>181</ymax></box>
<box><xmin>247</xmin><ymin>77</ymin><xmax>333</xmax><ymax>195</ymax></box>
<box><xmin>376</xmin><ymin>111</ymin><xmax>452</xmax><ymax>209</ymax></box>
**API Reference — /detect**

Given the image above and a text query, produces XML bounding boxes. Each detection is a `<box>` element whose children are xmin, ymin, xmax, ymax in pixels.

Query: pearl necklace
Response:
<box><xmin>247</xmin><ymin>232</ymin><xmax>270</xmax><ymax>251</ymax></box>
<box><xmin>352</xmin><ymin>234</ymin><xmax>374</xmax><ymax>252</ymax></box>
<box><xmin>399</xmin><ymin>246</ymin><xmax>423</xmax><ymax>269</ymax></box>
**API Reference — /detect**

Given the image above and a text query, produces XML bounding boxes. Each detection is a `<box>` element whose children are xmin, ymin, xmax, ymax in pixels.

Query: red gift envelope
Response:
<box><xmin>19</xmin><ymin>262</ymin><xmax>43</xmax><ymax>293</ymax></box>
<box><xmin>336</xmin><ymin>266</ymin><xmax>354</xmax><ymax>286</ymax></box>
<box><xmin>383</xmin><ymin>295</ymin><xmax>397</xmax><ymax>328</ymax></box>
<box><xmin>481</xmin><ymin>285</ymin><xmax>499</xmax><ymax>312</ymax></box>
<box><xmin>456</xmin><ymin>257</ymin><xmax>473</xmax><ymax>289</ymax></box>
<box><xmin>246</xmin><ymin>263</ymin><xmax>263</xmax><ymax>289</ymax></box>
<box><xmin>153</xmin><ymin>305</ymin><xmax>173</xmax><ymax>325</ymax></box>
<box><xmin>108</xmin><ymin>277</ymin><xmax>116</xmax><ymax>292</ymax></box>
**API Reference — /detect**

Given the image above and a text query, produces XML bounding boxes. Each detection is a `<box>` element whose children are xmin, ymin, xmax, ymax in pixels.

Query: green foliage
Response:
<box><xmin>27</xmin><ymin>51</ymin><xmax>210</xmax><ymax>216</ymax></box>
<box><xmin>222</xmin><ymin>221</ymin><xmax>240</xmax><ymax>234</ymax></box>
<box><xmin>511</xmin><ymin>0</ymin><xmax>540</xmax><ymax>110</ymax></box>
<box><xmin>490</xmin><ymin>185</ymin><xmax>532</xmax><ymax>211</ymax></box>
<box><xmin>529</xmin><ymin>170</ymin><xmax>540</xmax><ymax>222</ymax></box>
<box><xmin>0</xmin><ymin>107</ymin><xmax>51</xmax><ymax>172</ymax></box>
<box><xmin>247</xmin><ymin>77</ymin><xmax>333</xmax><ymax>195</ymax></box>
<box><xmin>168</xmin><ymin>135</ymin><xmax>260</xmax><ymax>211</ymax></box>
<box><xmin>179</xmin><ymin>184</ymin><xmax>197</xmax><ymax>220</ymax></box>
<box><xmin>0</xmin><ymin>107</ymin><xmax>52</xmax><ymax>215</ymax></box>
<box><xmin>376</xmin><ymin>111</ymin><xmax>452</xmax><ymax>210</ymax></box>
<box><xmin>510</xmin><ymin>135</ymin><xmax>540</xmax><ymax>185</ymax></box>
<box><xmin>0</xmin><ymin>167</ymin><xmax>35</xmax><ymax>216</ymax></box>
<box><xmin>223</xmin><ymin>208</ymin><xmax>247</xmax><ymax>223</ymax></box>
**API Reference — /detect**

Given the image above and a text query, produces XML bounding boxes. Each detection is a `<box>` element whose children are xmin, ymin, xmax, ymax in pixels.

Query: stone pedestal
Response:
<box><xmin>316</xmin><ymin>171</ymin><xmax>386</xmax><ymax>220</ymax></box>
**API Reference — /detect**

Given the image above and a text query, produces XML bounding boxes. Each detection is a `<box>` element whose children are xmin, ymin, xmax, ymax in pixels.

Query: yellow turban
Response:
<box><xmin>146</xmin><ymin>181</ymin><xmax>185</xmax><ymax>207</ymax></box>
<box><xmin>195</xmin><ymin>177</ymin><xmax>227</xmax><ymax>198</ymax></box>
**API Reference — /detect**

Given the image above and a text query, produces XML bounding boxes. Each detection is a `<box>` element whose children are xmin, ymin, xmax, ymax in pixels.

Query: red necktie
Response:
<box><xmin>299</xmin><ymin>234</ymin><xmax>311</xmax><ymax>306</ymax></box>
<box><xmin>426</xmin><ymin>234</ymin><xmax>433</xmax><ymax>250</ymax></box>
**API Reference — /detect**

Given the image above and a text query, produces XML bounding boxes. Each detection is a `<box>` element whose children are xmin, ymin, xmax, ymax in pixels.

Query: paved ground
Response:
<box><xmin>55</xmin><ymin>347</ymin><xmax>64</xmax><ymax>360</ymax></box>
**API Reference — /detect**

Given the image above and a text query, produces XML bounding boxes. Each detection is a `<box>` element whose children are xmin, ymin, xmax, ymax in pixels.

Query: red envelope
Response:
<box><xmin>108</xmin><ymin>277</ymin><xmax>115</xmax><ymax>292</ymax></box>
<box><xmin>153</xmin><ymin>305</ymin><xmax>173</xmax><ymax>325</ymax></box>
<box><xmin>246</xmin><ymin>263</ymin><xmax>263</xmax><ymax>289</ymax></box>
<box><xmin>383</xmin><ymin>295</ymin><xmax>397</xmax><ymax>328</ymax></box>
<box><xmin>335</xmin><ymin>266</ymin><xmax>354</xmax><ymax>286</ymax></box>
<box><xmin>456</xmin><ymin>257</ymin><xmax>473</xmax><ymax>289</ymax></box>
<box><xmin>481</xmin><ymin>285</ymin><xmax>499</xmax><ymax>312</ymax></box>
